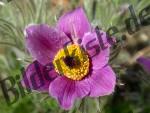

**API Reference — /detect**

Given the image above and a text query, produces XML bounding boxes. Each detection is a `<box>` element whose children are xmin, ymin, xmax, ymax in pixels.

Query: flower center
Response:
<box><xmin>53</xmin><ymin>44</ymin><xmax>90</xmax><ymax>80</ymax></box>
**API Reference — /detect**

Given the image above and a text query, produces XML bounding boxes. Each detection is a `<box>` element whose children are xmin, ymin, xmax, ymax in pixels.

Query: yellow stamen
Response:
<box><xmin>53</xmin><ymin>44</ymin><xmax>90</xmax><ymax>80</ymax></box>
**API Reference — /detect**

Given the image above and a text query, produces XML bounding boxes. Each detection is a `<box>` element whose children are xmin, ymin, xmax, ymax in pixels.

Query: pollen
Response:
<box><xmin>53</xmin><ymin>44</ymin><xmax>90</xmax><ymax>81</ymax></box>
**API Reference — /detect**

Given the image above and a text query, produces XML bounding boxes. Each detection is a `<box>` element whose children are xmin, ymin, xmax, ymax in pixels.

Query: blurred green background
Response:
<box><xmin>0</xmin><ymin>0</ymin><xmax>150</xmax><ymax>113</ymax></box>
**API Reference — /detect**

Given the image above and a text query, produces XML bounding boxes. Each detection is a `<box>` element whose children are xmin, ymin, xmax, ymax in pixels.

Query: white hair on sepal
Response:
<box><xmin>24</xmin><ymin>23</ymin><xmax>37</xmax><ymax>37</ymax></box>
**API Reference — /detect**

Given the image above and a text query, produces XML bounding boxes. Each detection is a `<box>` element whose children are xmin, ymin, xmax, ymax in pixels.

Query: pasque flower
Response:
<box><xmin>137</xmin><ymin>56</ymin><xmax>150</xmax><ymax>73</ymax></box>
<box><xmin>22</xmin><ymin>7</ymin><xmax>116</xmax><ymax>110</ymax></box>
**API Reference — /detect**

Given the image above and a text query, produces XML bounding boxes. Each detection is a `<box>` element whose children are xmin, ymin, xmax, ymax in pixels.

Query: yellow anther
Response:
<box><xmin>53</xmin><ymin>44</ymin><xmax>90</xmax><ymax>80</ymax></box>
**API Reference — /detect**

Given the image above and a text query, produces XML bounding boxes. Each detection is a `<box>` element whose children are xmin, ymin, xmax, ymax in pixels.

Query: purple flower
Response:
<box><xmin>22</xmin><ymin>7</ymin><xmax>116</xmax><ymax>110</ymax></box>
<box><xmin>137</xmin><ymin>56</ymin><xmax>150</xmax><ymax>73</ymax></box>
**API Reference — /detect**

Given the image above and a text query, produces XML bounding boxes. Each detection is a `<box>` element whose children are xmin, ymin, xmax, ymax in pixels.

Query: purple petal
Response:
<box><xmin>75</xmin><ymin>78</ymin><xmax>90</xmax><ymax>98</ymax></box>
<box><xmin>57</xmin><ymin>7</ymin><xmax>91</xmax><ymax>38</ymax></box>
<box><xmin>25</xmin><ymin>24</ymin><xmax>70</xmax><ymax>65</ymax></box>
<box><xmin>49</xmin><ymin>76</ymin><xmax>90</xmax><ymax>110</ymax></box>
<box><xmin>21</xmin><ymin>61</ymin><xmax>57</xmax><ymax>92</ymax></box>
<box><xmin>81</xmin><ymin>31</ymin><xmax>110</xmax><ymax>69</ymax></box>
<box><xmin>137</xmin><ymin>57</ymin><xmax>150</xmax><ymax>73</ymax></box>
<box><xmin>88</xmin><ymin>65</ymin><xmax>116</xmax><ymax>97</ymax></box>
